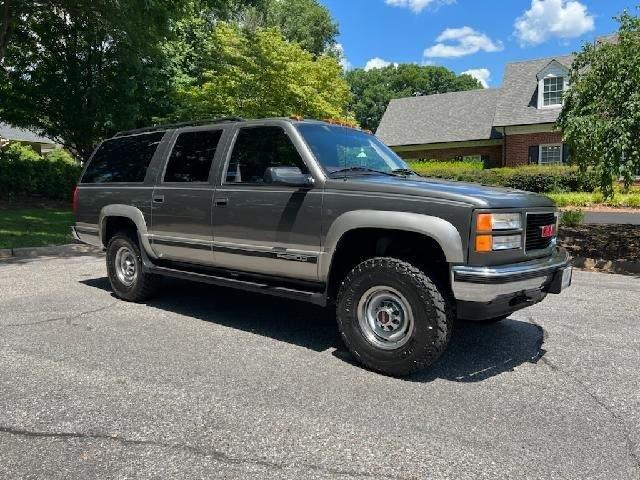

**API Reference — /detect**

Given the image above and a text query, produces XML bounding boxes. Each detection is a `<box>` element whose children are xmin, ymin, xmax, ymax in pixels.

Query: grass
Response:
<box><xmin>0</xmin><ymin>207</ymin><xmax>74</xmax><ymax>249</ymax></box>
<box><xmin>547</xmin><ymin>192</ymin><xmax>640</xmax><ymax>208</ymax></box>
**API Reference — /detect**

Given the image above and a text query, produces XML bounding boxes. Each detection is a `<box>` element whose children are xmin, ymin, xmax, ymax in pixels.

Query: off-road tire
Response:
<box><xmin>336</xmin><ymin>257</ymin><xmax>454</xmax><ymax>377</ymax></box>
<box><xmin>106</xmin><ymin>233</ymin><xmax>160</xmax><ymax>302</ymax></box>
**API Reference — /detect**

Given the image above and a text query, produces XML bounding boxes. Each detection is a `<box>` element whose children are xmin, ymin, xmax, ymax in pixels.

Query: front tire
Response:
<box><xmin>336</xmin><ymin>258</ymin><xmax>453</xmax><ymax>377</ymax></box>
<box><xmin>106</xmin><ymin>233</ymin><xmax>160</xmax><ymax>302</ymax></box>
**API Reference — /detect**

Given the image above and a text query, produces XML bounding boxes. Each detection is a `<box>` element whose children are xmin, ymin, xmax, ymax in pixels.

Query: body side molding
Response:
<box><xmin>99</xmin><ymin>204</ymin><xmax>158</xmax><ymax>259</ymax></box>
<box><xmin>320</xmin><ymin>210</ymin><xmax>464</xmax><ymax>281</ymax></box>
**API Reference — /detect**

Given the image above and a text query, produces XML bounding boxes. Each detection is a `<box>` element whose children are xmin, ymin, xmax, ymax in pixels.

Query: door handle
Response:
<box><xmin>153</xmin><ymin>195</ymin><xmax>165</xmax><ymax>204</ymax></box>
<box><xmin>215</xmin><ymin>198</ymin><xmax>229</xmax><ymax>207</ymax></box>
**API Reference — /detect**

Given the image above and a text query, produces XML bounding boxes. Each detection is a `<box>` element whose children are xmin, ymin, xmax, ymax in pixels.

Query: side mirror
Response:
<box><xmin>264</xmin><ymin>167</ymin><xmax>314</xmax><ymax>188</ymax></box>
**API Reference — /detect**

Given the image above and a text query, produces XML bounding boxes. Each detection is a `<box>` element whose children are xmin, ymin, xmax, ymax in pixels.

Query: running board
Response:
<box><xmin>145</xmin><ymin>264</ymin><xmax>328</xmax><ymax>307</ymax></box>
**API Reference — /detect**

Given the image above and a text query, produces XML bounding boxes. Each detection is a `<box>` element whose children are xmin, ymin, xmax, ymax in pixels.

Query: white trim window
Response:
<box><xmin>539</xmin><ymin>144</ymin><xmax>563</xmax><ymax>165</ymax></box>
<box><xmin>543</xmin><ymin>77</ymin><xmax>564</xmax><ymax>107</ymax></box>
<box><xmin>536</xmin><ymin>60</ymin><xmax>570</xmax><ymax>109</ymax></box>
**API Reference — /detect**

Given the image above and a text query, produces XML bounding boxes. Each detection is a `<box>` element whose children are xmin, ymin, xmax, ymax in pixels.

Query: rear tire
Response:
<box><xmin>336</xmin><ymin>257</ymin><xmax>453</xmax><ymax>377</ymax></box>
<box><xmin>106</xmin><ymin>233</ymin><xmax>160</xmax><ymax>302</ymax></box>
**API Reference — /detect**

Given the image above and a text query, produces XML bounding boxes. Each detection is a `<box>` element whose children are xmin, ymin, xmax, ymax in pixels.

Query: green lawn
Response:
<box><xmin>0</xmin><ymin>208</ymin><xmax>74</xmax><ymax>249</ymax></box>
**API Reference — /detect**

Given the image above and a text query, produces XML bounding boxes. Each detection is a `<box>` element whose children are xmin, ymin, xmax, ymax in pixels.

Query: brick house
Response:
<box><xmin>376</xmin><ymin>55</ymin><xmax>574</xmax><ymax>167</ymax></box>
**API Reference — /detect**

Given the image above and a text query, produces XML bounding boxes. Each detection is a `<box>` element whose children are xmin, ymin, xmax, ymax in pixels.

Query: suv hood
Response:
<box><xmin>328</xmin><ymin>175</ymin><xmax>555</xmax><ymax>209</ymax></box>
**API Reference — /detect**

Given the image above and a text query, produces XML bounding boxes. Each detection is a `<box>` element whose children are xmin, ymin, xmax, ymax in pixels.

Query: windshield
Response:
<box><xmin>296</xmin><ymin>124</ymin><xmax>410</xmax><ymax>175</ymax></box>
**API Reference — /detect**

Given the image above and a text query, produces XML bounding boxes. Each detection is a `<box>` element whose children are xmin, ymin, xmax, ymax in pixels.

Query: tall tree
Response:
<box><xmin>0</xmin><ymin>1</ymin><xmax>257</xmax><ymax>159</ymax></box>
<box><xmin>240</xmin><ymin>0</ymin><xmax>338</xmax><ymax>55</ymax></box>
<box><xmin>558</xmin><ymin>9</ymin><xmax>640</xmax><ymax>197</ymax></box>
<box><xmin>346</xmin><ymin>64</ymin><xmax>483</xmax><ymax>132</ymax></box>
<box><xmin>174</xmin><ymin>22</ymin><xmax>351</xmax><ymax>121</ymax></box>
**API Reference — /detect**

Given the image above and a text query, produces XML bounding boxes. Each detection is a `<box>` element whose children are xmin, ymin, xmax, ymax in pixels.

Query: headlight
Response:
<box><xmin>477</xmin><ymin>213</ymin><xmax>522</xmax><ymax>231</ymax></box>
<box><xmin>475</xmin><ymin>234</ymin><xmax>523</xmax><ymax>252</ymax></box>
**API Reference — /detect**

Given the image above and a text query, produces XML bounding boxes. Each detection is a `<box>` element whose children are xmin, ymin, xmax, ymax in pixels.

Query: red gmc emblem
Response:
<box><xmin>540</xmin><ymin>224</ymin><xmax>555</xmax><ymax>238</ymax></box>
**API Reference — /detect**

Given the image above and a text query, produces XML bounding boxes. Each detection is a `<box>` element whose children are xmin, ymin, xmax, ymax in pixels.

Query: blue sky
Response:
<box><xmin>320</xmin><ymin>0</ymin><xmax>634</xmax><ymax>87</ymax></box>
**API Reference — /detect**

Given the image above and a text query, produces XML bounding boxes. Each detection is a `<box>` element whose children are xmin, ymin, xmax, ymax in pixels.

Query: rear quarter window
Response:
<box><xmin>81</xmin><ymin>132</ymin><xmax>165</xmax><ymax>183</ymax></box>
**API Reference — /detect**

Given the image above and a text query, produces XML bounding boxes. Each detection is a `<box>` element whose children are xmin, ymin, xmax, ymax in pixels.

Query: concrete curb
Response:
<box><xmin>0</xmin><ymin>243</ymin><xmax>102</xmax><ymax>260</ymax></box>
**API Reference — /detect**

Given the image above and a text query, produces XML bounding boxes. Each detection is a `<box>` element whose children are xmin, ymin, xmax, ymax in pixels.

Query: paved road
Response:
<box><xmin>1</xmin><ymin>252</ymin><xmax>639</xmax><ymax>479</ymax></box>
<box><xmin>583</xmin><ymin>211</ymin><xmax>640</xmax><ymax>225</ymax></box>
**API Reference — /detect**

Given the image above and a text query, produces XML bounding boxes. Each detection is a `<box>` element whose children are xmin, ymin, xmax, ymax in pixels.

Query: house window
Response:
<box><xmin>543</xmin><ymin>77</ymin><xmax>564</xmax><ymax>106</ymax></box>
<box><xmin>539</xmin><ymin>144</ymin><xmax>563</xmax><ymax>165</ymax></box>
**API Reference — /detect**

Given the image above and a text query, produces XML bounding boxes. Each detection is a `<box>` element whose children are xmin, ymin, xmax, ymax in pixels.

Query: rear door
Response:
<box><xmin>149</xmin><ymin>127</ymin><xmax>227</xmax><ymax>265</ymax></box>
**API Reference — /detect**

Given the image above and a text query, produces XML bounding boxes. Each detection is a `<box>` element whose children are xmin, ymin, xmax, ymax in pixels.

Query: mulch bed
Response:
<box><xmin>559</xmin><ymin>224</ymin><xmax>640</xmax><ymax>263</ymax></box>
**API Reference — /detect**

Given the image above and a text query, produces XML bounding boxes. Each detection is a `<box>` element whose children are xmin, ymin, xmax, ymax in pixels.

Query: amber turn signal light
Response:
<box><xmin>475</xmin><ymin>235</ymin><xmax>493</xmax><ymax>253</ymax></box>
<box><xmin>476</xmin><ymin>214</ymin><xmax>493</xmax><ymax>232</ymax></box>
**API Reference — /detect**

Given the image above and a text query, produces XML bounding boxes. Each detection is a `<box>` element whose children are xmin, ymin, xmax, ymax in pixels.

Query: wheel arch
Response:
<box><xmin>321</xmin><ymin>210</ymin><xmax>464</xmax><ymax>285</ymax></box>
<box><xmin>99</xmin><ymin>205</ymin><xmax>157</xmax><ymax>258</ymax></box>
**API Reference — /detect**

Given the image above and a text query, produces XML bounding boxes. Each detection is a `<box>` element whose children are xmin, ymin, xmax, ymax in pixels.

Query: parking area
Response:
<box><xmin>1</xmin><ymin>252</ymin><xmax>639</xmax><ymax>479</ymax></box>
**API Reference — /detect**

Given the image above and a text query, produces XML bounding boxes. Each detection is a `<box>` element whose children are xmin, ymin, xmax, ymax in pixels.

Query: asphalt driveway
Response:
<box><xmin>1</xmin><ymin>252</ymin><xmax>639</xmax><ymax>479</ymax></box>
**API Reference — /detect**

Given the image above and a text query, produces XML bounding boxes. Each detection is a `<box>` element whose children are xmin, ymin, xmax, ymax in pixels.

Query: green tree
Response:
<box><xmin>346</xmin><ymin>64</ymin><xmax>483</xmax><ymax>132</ymax></box>
<box><xmin>0</xmin><ymin>1</ymin><xmax>258</xmax><ymax>160</ymax></box>
<box><xmin>174</xmin><ymin>22</ymin><xmax>351</xmax><ymax>120</ymax></box>
<box><xmin>239</xmin><ymin>0</ymin><xmax>338</xmax><ymax>56</ymax></box>
<box><xmin>558</xmin><ymin>9</ymin><xmax>640</xmax><ymax>197</ymax></box>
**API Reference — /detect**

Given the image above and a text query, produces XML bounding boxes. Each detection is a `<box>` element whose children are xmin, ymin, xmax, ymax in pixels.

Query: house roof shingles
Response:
<box><xmin>493</xmin><ymin>55</ymin><xmax>573</xmax><ymax>127</ymax></box>
<box><xmin>376</xmin><ymin>89</ymin><xmax>502</xmax><ymax>147</ymax></box>
<box><xmin>0</xmin><ymin>123</ymin><xmax>56</xmax><ymax>144</ymax></box>
<box><xmin>377</xmin><ymin>54</ymin><xmax>576</xmax><ymax>147</ymax></box>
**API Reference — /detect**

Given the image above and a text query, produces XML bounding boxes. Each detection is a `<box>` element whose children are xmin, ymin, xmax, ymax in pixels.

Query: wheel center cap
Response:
<box><xmin>377</xmin><ymin>310</ymin><xmax>390</xmax><ymax>325</ymax></box>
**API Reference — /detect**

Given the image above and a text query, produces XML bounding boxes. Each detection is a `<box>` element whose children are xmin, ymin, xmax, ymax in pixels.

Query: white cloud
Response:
<box><xmin>364</xmin><ymin>57</ymin><xmax>398</xmax><ymax>71</ymax></box>
<box><xmin>424</xmin><ymin>27</ymin><xmax>504</xmax><ymax>58</ymax></box>
<box><xmin>333</xmin><ymin>43</ymin><xmax>352</xmax><ymax>71</ymax></box>
<box><xmin>384</xmin><ymin>0</ymin><xmax>454</xmax><ymax>14</ymax></box>
<box><xmin>461</xmin><ymin>68</ymin><xmax>491</xmax><ymax>88</ymax></box>
<box><xmin>514</xmin><ymin>0</ymin><xmax>595</xmax><ymax>46</ymax></box>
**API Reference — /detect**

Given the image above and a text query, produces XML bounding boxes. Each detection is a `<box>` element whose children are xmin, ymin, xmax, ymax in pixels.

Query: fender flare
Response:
<box><xmin>320</xmin><ymin>210</ymin><xmax>464</xmax><ymax>282</ymax></box>
<box><xmin>99</xmin><ymin>204</ymin><xmax>157</xmax><ymax>258</ymax></box>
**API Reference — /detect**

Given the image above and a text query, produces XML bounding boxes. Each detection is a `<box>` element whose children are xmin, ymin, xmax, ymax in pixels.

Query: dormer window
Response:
<box><xmin>543</xmin><ymin>76</ymin><xmax>564</xmax><ymax>106</ymax></box>
<box><xmin>536</xmin><ymin>60</ymin><xmax>570</xmax><ymax>109</ymax></box>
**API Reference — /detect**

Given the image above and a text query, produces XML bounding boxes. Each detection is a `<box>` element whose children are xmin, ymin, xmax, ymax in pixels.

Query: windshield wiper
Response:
<box><xmin>328</xmin><ymin>167</ymin><xmax>395</xmax><ymax>177</ymax></box>
<box><xmin>391</xmin><ymin>168</ymin><xmax>418</xmax><ymax>176</ymax></box>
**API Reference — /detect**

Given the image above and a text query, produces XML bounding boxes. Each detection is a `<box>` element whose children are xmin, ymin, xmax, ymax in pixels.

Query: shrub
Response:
<box><xmin>407</xmin><ymin>162</ymin><xmax>598</xmax><ymax>193</ymax></box>
<box><xmin>560</xmin><ymin>209</ymin><xmax>585</xmax><ymax>226</ymax></box>
<box><xmin>0</xmin><ymin>143</ymin><xmax>82</xmax><ymax>200</ymax></box>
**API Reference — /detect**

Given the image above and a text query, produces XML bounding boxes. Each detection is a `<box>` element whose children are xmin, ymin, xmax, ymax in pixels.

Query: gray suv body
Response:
<box><xmin>73</xmin><ymin>117</ymin><xmax>571</xmax><ymax>376</ymax></box>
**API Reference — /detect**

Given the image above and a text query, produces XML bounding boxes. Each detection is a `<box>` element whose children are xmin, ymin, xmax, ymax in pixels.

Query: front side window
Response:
<box><xmin>296</xmin><ymin>124</ymin><xmax>409</xmax><ymax>175</ymax></box>
<box><xmin>226</xmin><ymin>126</ymin><xmax>307</xmax><ymax>184</ymax></box>
<box><xmin>543</xmin><ymin>77</ymin><xmax>564</xmax><ymax>106</ymax></box>
<box><xmin>164</xmin><ymin>130</ymin><xmax>223</xmax><ymax>183</ymax></box>
<box><xmin>82</xmin><ymin>132</ymin><xmax>164</xmax><ymax>183</ymax></box>
<box><xmin>540</xmin><ymin>145</ymin><xmax>563</xmax><ymax>165</ymax></box>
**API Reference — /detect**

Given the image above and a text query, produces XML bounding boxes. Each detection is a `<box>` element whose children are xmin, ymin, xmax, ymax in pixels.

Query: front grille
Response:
<box><xmin>526</xmin><ymin>212</ymin><xmax>556</xmax><ymax>251</ymax></box>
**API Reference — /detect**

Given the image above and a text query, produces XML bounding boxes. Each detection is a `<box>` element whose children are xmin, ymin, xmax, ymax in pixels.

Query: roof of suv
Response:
<box><xmin>114</xmin><ymin>117</ymin><xmax>347</xmax><ymax>138</ymax></box>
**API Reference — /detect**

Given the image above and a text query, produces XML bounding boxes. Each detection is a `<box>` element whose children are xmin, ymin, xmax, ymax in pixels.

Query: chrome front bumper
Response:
<box><xmin>451</xmin><ymin>247</ymin><xmax>570</xmax><ymax>303</ymax></box>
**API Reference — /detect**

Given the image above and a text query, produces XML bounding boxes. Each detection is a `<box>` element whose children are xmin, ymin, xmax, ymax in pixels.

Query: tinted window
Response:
<box><xmin>82</xmin><ymin>132</ymin><xmax>164</xmax><ymax>183</ymax></box>
<box><xmin>164</xmin><ymin>130</ymin><xmax>223</xmax><ymax>183</ymax></box>
<box><xmin>226</xmin><ymin>127</ymin><xmax>307</xmax><ymax>184</ymax></box>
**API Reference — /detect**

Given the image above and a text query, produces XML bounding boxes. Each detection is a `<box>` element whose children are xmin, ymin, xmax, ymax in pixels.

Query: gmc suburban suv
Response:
<box><xmin>72</xmin><ymin>117</ymin><xmax>572</xmax><ymax>376</ymax></box>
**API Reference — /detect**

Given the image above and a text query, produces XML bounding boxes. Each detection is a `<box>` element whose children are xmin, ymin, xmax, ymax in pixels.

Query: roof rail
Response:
<box><xmin>114</xmin><ymin>117</ymin><xmax>246</xmax><ymax>137</ymax></box>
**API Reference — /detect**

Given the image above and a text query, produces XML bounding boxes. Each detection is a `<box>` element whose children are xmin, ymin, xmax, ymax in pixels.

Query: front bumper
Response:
<box><xmin>452</xmin><ymin>247</ymin><xmax>571</xmax><ymax>320</ymax></box>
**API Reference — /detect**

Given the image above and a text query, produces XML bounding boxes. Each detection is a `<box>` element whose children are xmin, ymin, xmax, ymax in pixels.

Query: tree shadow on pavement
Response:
<box><xmin>80</xmin><ymin>277</ymin><xmax>546</xmax><ymax>383</ymax></box>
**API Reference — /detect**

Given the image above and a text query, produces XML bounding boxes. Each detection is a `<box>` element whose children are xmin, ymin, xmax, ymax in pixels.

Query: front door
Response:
<box><xmin>211</xmin><ymin>124</ymin><xmax>322</xmax><ymax>282</ymax></box>
<box><xmin>150</xmin><ymin>127</ymin><xmax>226</xmax><ymax>265</ymax></box>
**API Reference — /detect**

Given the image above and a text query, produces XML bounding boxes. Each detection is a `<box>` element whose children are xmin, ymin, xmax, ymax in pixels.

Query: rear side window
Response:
<box><xmin>163</xmin><ymin>130</ymin><xmax>223</xmax><ymax>183</ymax></box>
<box><xmin>82</xmin><ymin>132</ymin><xmax>164</xmax><ymax>183</ymax></box>
<box><xmin>225</xmin><ymin>126</ymin><xmax>307</xmax><ymax>184</ymax></box>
